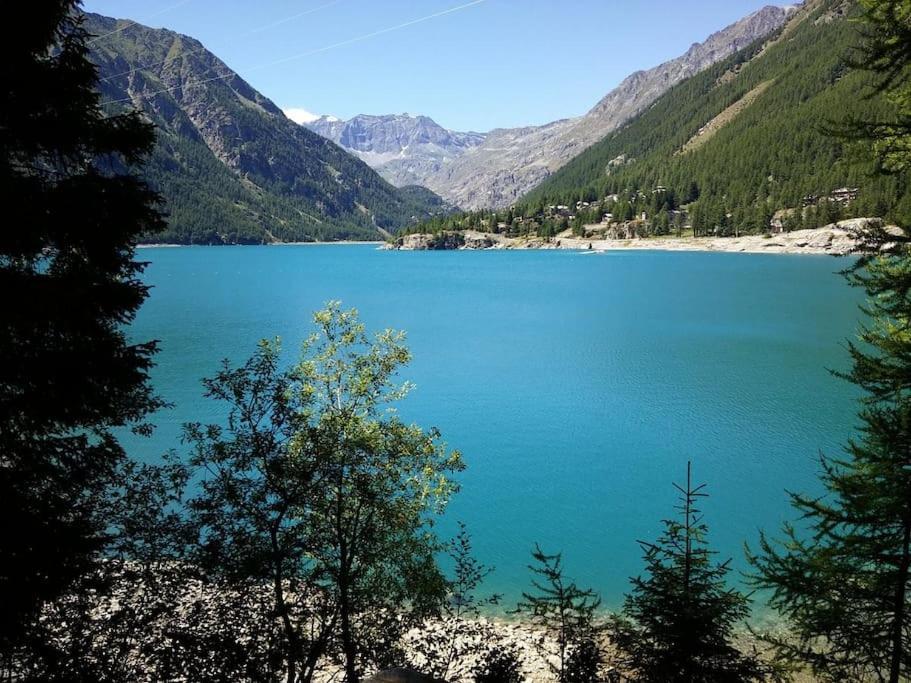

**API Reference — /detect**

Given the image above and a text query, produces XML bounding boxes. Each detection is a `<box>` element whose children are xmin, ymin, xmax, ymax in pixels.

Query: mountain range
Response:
<box><xmin>86</xmin><ymin>1</ymin><xmax>874</xmax><ymax>245</ymax></box>
<box><xmin>302</xmin><ymin>5</ymin><xmax>795</xmax><ymax>210</ymax></box>
<box><xmin>85</xmin><ymin>14</ymin><xmax>450</xmax><ymax>244</ymax></box>
<box><xmin>306</xmin><ymin>114</ymin><xmax>486</xmax><ymax>189</ymax></box>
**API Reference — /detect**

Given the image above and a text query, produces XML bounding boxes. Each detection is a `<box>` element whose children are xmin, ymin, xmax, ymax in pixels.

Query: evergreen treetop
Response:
<box><xmin>610</xmin><ymin>463</ymin><xmax>769</xmax><ymax>682</ymax></box>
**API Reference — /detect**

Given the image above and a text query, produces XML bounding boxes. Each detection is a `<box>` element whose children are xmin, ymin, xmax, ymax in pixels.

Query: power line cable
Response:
<box><xmin>101</xmin><ymin>0</ymin><xmax>487</xmax><ymax>106</ymax></box>
<box><xmin>100</xmin><ymin>0</ymin><xmax>343</xmax><ymax>82</ymax></box>
<box><xmin>87</xmin><ymin>0</ymin><xmax>193</xmax><ymax>44</ymax></box>
<box><xmin>254</xmin><ymin>0</ymin><xmax>486</xmax><ymax>70</ymax></box>
<box><xmin>249</xmin><ymin>0</ymin><xmax>342</xmax><ymax>33</ymax></box>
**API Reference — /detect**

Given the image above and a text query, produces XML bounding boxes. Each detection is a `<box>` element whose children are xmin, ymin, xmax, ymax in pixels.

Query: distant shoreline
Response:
<box><xmin>388</xmin><ymin>221</ymin><xmax>888</xmax><ymax>256</ymax></box>
<box><xmin>136</xmin><ymin>220</ymin><xmax>890</xmax><ymax>256</ymax></box>
<box><xmin>136</xmin><ymin>241</ymin><xmax>383</xmax><ymax>248</ymax></box>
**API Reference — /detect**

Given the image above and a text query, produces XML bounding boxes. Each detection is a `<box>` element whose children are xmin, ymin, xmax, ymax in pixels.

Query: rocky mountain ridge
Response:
<box><xmin>305</xmin><ymin>113</ymin><xmax>486</xmax><ymax>185</ymax></box>
<box><xmin>433</xmin><ymin>4</ymin><xmax>795</xmax><ymax>209</ymax></box>
<box><xmin>300</xmin><ymin>5</ymin><xmax>794</xmax><ymax>210</ymax></box>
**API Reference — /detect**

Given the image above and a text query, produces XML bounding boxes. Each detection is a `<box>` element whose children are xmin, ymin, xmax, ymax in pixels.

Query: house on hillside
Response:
<box><xmin>801</xmin><ymin>193</ymin><xmax>820</xmax><ymax>207</ymax></box>
<box><xmin>830</xmin><ymin>187</ymin><xmax>858</xmax><ymax>204</ymax></box>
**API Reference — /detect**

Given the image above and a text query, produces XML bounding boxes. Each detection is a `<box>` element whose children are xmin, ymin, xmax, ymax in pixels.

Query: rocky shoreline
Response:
<box><xmin>387</xmin><ymin>219</ymin><xmax>893</xmax><ymax>256</ymax></box>
<box><xmin>45</xmin><ymin>561</ymin><xmax>799</xmax><ymax>683</ymax></box>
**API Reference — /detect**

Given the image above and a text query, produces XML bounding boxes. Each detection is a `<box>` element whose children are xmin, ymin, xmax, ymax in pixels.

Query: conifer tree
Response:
<box><xmin>610</xmin><ymin>463</ymin><xmax>767</xmax><ymax>682</ymax></box>
<box><xmin>845</xmin><ymin>0</ymin><xmax>911</xmax><ymax>175</ymax></box>
<box><xmin>515</xmin><ymin>545</ymin><xmax>601</xmax><ymax>682</ymax></box>
<box><xmin>410</xmin><ymin>522</ymin><xmax>501</xmax><ymax>681</ymax></box>
<box><xmin>0</xmin><ymin>0</ymin><xmax>164</xmax><ymax>668</ymax></box>
<box><xmin>749</xmin><ymin>254</ymin><xmax>911</xmax><ymax>682</ymax></box>
<box><xmin>747</xmin><ymin>3</ymin><xmax>911</xmax><ymax>680</ymax></box>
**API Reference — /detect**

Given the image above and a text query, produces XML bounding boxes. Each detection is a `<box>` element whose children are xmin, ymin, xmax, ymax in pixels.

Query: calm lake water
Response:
<box><xmin>128</xmin><ymin>245</ymin><xmax>863</xmax><ymax>608</ymax></box>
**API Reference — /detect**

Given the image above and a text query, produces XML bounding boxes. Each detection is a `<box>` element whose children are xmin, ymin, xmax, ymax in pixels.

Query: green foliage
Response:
<box><xmin>610</xmin><ymin>463</ymin><xmax>768</xmax><ymax>682</ymax></box>
<box><xmin>473</xmin><ymin>644</ymin><xmax>523</xmax><ymax>683</ymax></box>
<box><xmin>0</xmin><ymin>1</ymin><xmax>165</xmax><ymax>676</ymax></box>
<box><xmin>749</xmin><ymin>255</ymin><xmax>911</xmax><ymax>683</ymax></box>
<box><xmin>297</xmin><ymin>303</ymin><xmax>463</xmax><ymax>680</ymax></box>
<box><xmin>84</xmin><ymin>13</ymin><xmax>451</xmax><ymax>244</ymax></box>
<box><xmin>515</xmin><ymin>545</ymin><xmax>602</xmax><ymax>682</ymax></box>
<box><xmin>843</xmin><ymin>0</ymin><xmax>911</xmax><ymax>174</ymax></box>
<box><xmin>747</xmin><ymin>6</ymin><xmax>911</xmax><ymax>681</ymax></box>
<box><xmin>183</xmin><ymin>303</ymin><xmax>464</xmax><ymax>682</ymax></box>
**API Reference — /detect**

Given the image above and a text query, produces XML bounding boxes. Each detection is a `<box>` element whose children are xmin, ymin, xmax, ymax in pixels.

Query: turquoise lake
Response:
<box><xmin>128</xmin><ymin>245</ymin><xmax>863</xmax><ymax>609</ymax></box>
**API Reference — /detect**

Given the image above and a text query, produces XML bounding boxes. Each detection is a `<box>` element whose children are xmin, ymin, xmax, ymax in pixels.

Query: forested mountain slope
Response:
<box><xmin>85</xmin><ymin>13</ymin><xmax>450</xmax><ymax>244</ymax></box>
<box><xmin>418</xmin><ymin>5</ymin><xmax>792</xmax><ymax>209</ymax></box>
<box><xmin>519</xmin><ymin>0</ymin><xmax>911</xmax><ymax>231</ymax></box>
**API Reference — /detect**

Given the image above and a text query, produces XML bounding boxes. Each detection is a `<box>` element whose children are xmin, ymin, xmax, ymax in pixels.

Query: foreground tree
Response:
<box><xmin>303</xmin><ymin>304</ymin><xmax>463</xmax><ymax>681</ymax></box>
<box><xmin>515</xmin><ymin>545</ymin><xmax>601</xmax><ymax>682</ymax></box>
<box><xmin>182</xmin><ymin>340</ymin><xmax>334</xmax><ymax>683</ymax></box>
<box><xmin>747</xmin><ymin>3</ymin><xmax>911</xmax><ymax>681</ymax></box>
<box><xmin>750</xmin><ymin>254</ymin><xmax>911</xmax><ymax>682</ymax></box>
<box><xmin>186</xmin><ymin>304</ymin><xmax>463</xmax><ymax>682</ymax></box>
<box><xmin>611</xmin><ymin>463</ymin><xmax>767</xmax><ymax>682</ymax></box>
<box><xmin>845</xmin><ymin>0</ymin><xmax>911</xmax><ymax>175</ymax></box>
<box><xmin>0</xmin><ymin>0</ymin><xmax>164</xmax><ymax>673</ymax></box>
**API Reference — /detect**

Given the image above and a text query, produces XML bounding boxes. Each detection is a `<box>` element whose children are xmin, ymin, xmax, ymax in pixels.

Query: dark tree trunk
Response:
<box><xmin>270</xmin><ymin>523</ymin><xmax>300</xmax><ymax>683</ymax></box>
<box><xmin>340</xmin><ymin>572</ymin><xmax>358</xmax><ymax>683</ymax></box>
<box><xmin>888</xmin><ymin>518</ymin><xmax>910</xmax><ymax>683</ymax></box>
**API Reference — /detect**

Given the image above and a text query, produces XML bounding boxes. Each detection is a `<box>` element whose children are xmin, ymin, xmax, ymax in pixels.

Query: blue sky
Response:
<box><xmin>82</xmin><ymin>0</ymin><xmax>784</xmax><ymax>132</ymax></box>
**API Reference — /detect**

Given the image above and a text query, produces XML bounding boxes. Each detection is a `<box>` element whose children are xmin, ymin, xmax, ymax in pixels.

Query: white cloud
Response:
<box><xmin>283</xmin><ymin>107</ymin><xmax>322</xmax><ymax>124</ymax></box>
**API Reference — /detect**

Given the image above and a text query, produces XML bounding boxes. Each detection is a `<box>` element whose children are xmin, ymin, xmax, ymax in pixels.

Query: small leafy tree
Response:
<box><xmin>515</xmin><ymin>545</ymin><xmax>601</xmax><ymax>682</ymax></box>
<box><xmin>292</xmin><ymin>302</ymin><xmax>463</xmax><ymax>681</ymax></box>
<box><xmin>115</xmin><ymin>303</ymin><xmax>465</xmax><ymax>683</ymax></box>
<box><xmin>610</xmin><ymin>462</ymin><xmax>767</xmax><ymax>682</ymax></box>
